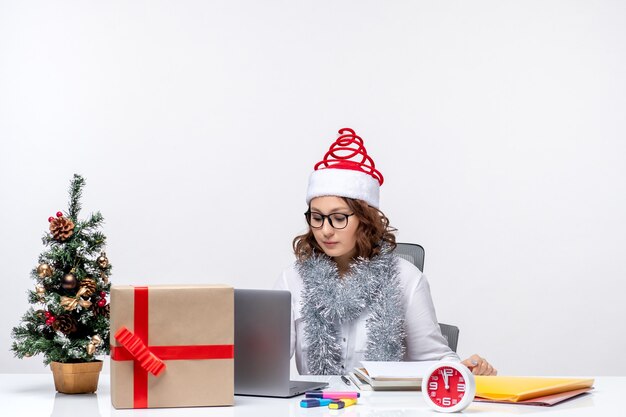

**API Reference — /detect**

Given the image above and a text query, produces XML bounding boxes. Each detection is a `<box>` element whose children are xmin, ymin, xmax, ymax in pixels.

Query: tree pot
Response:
<box><xmin>50</xmin><ymin>360</ymin><xmax>103</xmax><ymax>394</ymax></box>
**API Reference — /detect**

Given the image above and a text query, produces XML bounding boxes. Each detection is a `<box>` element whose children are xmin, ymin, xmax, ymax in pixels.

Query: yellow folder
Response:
<box><xmin>474</xmin><ymin>376</ymin><xmax>594</xmax><ymax>402</ymax></box>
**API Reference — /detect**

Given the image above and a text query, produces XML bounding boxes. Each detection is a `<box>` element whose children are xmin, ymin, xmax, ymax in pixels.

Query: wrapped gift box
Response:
<box><xmin>110</xmin><ymin>285</ymin><xmax>234</xmax><ymax>408</ymax></box>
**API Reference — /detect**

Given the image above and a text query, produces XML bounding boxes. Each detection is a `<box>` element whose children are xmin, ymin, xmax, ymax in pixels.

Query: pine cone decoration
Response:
<box><xmin>35</xmin><ymin>309</ymin><xmax>46</xmax><ymax>321</ymax></box>
<box><xmin>91</xmin><ymin>302</ymin><xmax>110</xmax><ymax>318</ymax></box>
<box><xmin>49</xmin><ymin>217</ymin><xmax>75</xmax><ymax>241</ymax></box>
<box><xmin>52</xmin><ymin>314</ymin><xmax>78</xmax><ymax>334</ymax></box>
<box><xmin>80</xmin><ymin>277</ymin><xmax>97</xmax><ymax>296</ymax></box>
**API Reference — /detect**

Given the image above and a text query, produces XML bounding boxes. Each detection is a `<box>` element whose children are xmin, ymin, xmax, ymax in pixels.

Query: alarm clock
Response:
<box><xmin>422</xmin><ymin>361</ymin><xmax>476</xmax><ymax>413</ymax></box>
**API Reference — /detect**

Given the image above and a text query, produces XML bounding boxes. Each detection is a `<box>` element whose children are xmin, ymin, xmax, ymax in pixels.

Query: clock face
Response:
<box><xmin>425</xmin><ymin>366</ymin><xmax>470</xmax><ymax>409</ymax></box>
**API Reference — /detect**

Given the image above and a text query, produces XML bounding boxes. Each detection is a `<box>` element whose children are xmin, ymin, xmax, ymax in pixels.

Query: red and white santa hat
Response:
<box><xmin>306</xmin><ymin>128</ymin><xmax>384</xmax><ymax>208</ymax></box>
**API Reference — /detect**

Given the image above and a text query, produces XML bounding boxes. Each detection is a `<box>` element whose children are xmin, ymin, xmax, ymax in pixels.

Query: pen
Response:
<box><xmin>300</xmin><ymin>399</ymin><xmax>333</xmax><ymax>408</ymax></box>
<box><xmin>341</xmin><ymin>375</ymin><xmax>352</xmax><ymax>386</ymax></box>
<box><xmin>329</xmin><ymin>398</ymin><xmax>358</xmax><ymax>409</ymax></box>
<box><xmin>305</xmin><ymin>391</ymin><xmax>360</xmax><ymax>399</ymax></box>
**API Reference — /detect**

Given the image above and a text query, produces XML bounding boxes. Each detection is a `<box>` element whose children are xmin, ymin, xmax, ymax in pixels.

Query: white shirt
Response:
<box><xmin>275</xmin><ymin>257</ymin><xmax>460</xmax><ymax>375</ymax></box>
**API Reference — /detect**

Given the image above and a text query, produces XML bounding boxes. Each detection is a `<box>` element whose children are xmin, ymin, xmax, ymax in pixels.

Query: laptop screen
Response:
<box><xmin>234</xmin><ymin>289</ymin><xmax>292</xmax><ymax>395</ymax></box>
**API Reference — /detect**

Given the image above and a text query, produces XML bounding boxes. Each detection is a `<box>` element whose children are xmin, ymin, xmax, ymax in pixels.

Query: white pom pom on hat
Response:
<box><xmin>306</xmin><ymin>128</ymin><xmax>383</xmax><ymax>208</ymax></box>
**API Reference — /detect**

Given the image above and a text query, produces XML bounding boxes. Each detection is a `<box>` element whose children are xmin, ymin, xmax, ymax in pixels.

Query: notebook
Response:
<box><xmin>360</xmin><ymin>360</ymin><xmax>438</xmax><ymax>379</ymax></box>
<box><xmin>474</xmin><ymin>387</ymin><xmax>593</xmax><ymax>406</ymax></box>
<box><xmin>352</xmin><ymin>361</ymin><xmax>439</xmax><ymax>390</ymax></box>
<box><xmin>474</xmin><ymin>376</ymin><xmax>595</xmax><ymax>402</ymax></box>
<box><xmin>234</xmin><ymin>289</ymin><xmax>327</xmax><ymax>397</ymax></box>
<box><xmin>346</xmin><ymin>371</ymin><xmax>373</xmax><ymax>391</ymax></box>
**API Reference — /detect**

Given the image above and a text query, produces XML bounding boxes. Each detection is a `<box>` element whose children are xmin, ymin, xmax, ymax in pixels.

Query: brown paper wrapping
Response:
<box><xmin>110</xmin><ymin>285</ymin><xmax>234</xmax><ymax>408</ymax></box>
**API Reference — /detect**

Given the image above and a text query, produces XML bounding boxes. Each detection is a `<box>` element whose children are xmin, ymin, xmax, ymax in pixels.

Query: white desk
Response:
<box><xmin>0</xmin><ymin>374</ymin><xmax>619</xmax><ymax>416</ymax></box>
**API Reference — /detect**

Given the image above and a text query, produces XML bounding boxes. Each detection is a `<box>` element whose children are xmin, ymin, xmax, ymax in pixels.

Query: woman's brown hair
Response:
<box><xmin>293</xmin><ymin>198</ymin><xmax>397</xmax><ymax>261</ymax></box>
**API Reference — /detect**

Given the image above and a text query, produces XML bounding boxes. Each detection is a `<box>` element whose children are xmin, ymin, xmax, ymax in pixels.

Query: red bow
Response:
<box><xmin>114</xmin><ymin>326</ymin><xmax>166</xmax><ymax>376</ymax></box>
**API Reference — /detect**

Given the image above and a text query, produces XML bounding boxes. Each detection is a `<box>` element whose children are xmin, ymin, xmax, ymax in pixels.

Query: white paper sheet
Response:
<box><xmin>359</xmin><ymin>361</ymin><xmax>439</xmax><ymax>379</ymax></box>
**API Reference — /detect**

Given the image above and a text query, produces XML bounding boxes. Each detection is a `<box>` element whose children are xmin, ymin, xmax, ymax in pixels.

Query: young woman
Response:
<box><xmin>275</xmin><ymin>128</ymin><xmax>496</xmax><ymax>376</ymax></box>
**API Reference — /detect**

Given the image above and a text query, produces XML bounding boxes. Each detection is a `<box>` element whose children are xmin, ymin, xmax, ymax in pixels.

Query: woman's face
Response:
<box><xmin>309</xmin><ymin>196</ymin><xmax>360</xmax><ymax>264</ymax></box>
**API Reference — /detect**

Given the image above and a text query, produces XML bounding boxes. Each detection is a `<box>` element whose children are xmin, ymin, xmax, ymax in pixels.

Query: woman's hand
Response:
<box><xmin>461</xmin><ymin>354</ymin><xmax>497</xmax><ymax>375</ymax></box>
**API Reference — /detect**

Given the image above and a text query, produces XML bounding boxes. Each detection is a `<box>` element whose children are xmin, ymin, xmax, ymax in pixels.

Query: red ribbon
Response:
<box><xmin>111</xmin><ymin>286</ymin><xmax>234</xmax><ymax>408</ymax></box>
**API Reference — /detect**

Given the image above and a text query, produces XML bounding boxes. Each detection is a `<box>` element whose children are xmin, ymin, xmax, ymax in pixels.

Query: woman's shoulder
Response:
<box><xmin>282</xmin><ymin>262</ymin><xmax>300</xmax><ymax>278</ymax></box>
<box><xmin>394</xmin><ymin>255</ymin><xmax>423</xmax><ymax>277</ymax></box>
<box><xmin>394</xmin><ymin>255</ymin><xmax>425</xmax><ymax>292</ymax></box>
<box><xmin>274</xmin><ymin>262</ymin><xmax>303</xmax><ymax>290</ymax></box>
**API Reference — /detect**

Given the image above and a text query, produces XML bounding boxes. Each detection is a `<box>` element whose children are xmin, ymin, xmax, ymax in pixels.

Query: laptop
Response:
<box><xmin>234</xmin><ymin>289</ymin><xmax>328</xmax><ymax>397</ymax></box>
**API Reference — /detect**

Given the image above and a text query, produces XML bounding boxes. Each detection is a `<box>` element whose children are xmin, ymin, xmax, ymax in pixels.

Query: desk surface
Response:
<box><xmin>0</xmin><ymin>374</ymin><xmax>619</xmax><ymax>416</ymax></box>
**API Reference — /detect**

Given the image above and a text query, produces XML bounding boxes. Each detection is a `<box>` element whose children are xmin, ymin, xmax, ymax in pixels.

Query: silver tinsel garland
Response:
<box><xmin>297</xmin><ymin>245</ymin><xmax>406</xmax><ymax>375</ymax></box>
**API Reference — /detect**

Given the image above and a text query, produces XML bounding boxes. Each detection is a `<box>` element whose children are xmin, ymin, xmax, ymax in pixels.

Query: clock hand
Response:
<box><xmin>440</xmin><ymin>370</ymin><xmax>449</xmax><ymax>390</ymax></box>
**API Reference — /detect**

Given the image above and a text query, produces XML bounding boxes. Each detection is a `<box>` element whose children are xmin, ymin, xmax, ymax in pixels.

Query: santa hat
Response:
<box><xmin>306</xmin><ymin>128</ymin><xmax>384</xmax><ymax>208</ymax></box>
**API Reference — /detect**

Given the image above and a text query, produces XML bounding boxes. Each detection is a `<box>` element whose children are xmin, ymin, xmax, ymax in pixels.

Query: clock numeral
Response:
<box><xmin>430</xmin><ymin>391</ymin><xmax>437</xmax><ymax>397</ymax></box>
<box><xmin>457</xmin><ymin>383</ymin><xmax>465</xmax><ymax>392</ymax></box>
<box><xmin>442</xmin><ymin>397</ymin><xmax>452</xmax><ymax>406</ymax></box>
<box><xmin>429</xmin><ymin>381</ymin><xmax>438</xmax><ymax>391</ymax></box>
<box><xmin>442</xmin><ymin>368</ymin><xmax>454</xmax><ymax>377</ymax></box>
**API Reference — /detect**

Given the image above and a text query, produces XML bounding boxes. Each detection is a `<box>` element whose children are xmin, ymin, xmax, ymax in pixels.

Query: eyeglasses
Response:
<box><xmin>304</xmin><ymin>211</ymin><xmax>355</xmax><ymax>230</ymax></box>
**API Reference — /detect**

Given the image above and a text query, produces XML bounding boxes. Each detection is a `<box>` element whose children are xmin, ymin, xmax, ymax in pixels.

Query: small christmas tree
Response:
<box><xmin>12</xmin><ymin>174</ymin><xmax>112</xmax><ymax>364</ymax></box>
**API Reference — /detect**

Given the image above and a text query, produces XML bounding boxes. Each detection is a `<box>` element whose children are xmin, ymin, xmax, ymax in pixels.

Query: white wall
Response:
<box><xmin>1</xmin><ymin>0</ymin><xmax>625</xmax><ymax>376</ymax></box>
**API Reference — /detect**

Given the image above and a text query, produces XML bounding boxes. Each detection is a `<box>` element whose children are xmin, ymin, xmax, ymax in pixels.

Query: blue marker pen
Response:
<box><xmin>300</xmin><ymin>398</ymin><xmax>333</xmax><ymax>408</ymax></box>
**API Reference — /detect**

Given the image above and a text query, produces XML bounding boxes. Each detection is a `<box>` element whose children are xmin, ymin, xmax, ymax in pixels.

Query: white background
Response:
<box><xmin>1</xmin><ymin>1</ymin><xmax>625</xmax><ymax>376</ymax></box>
